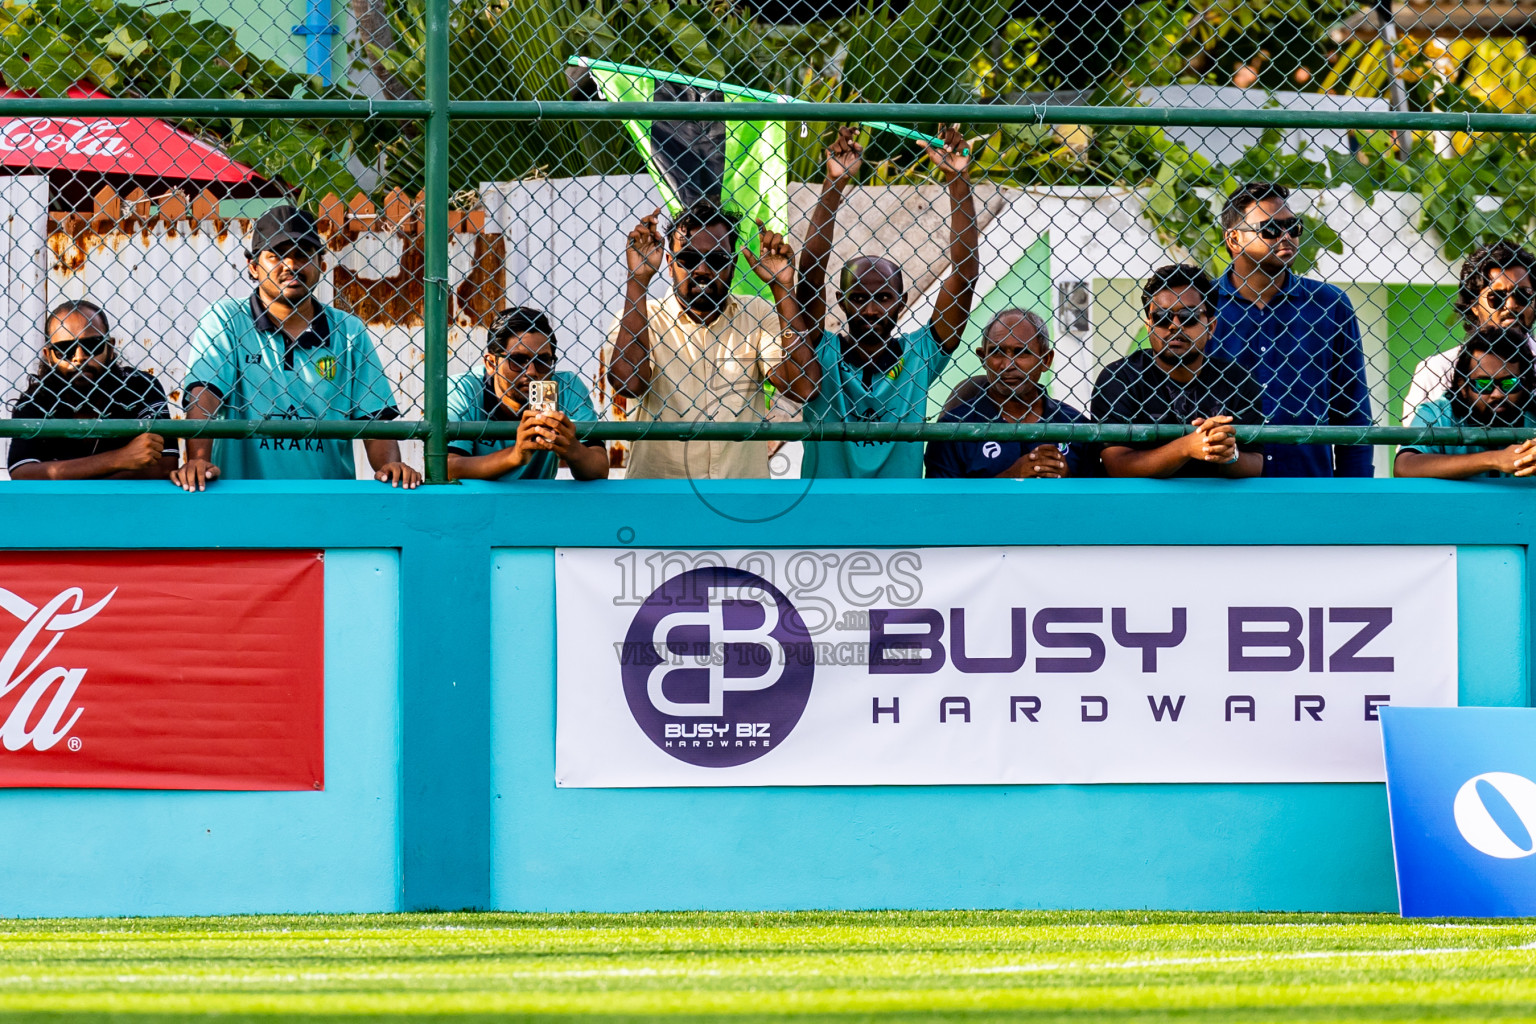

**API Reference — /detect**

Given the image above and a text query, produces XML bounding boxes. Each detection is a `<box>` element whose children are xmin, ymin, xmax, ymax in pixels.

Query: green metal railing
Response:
<box><xmin>7</xmin><ymin>13</ymin><xmax>1536</xmax><ymax>480</ymax></box>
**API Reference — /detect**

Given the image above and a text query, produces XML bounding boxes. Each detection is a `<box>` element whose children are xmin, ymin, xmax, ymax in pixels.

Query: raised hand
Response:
<box><xmin>826</xmin><ymin>126</ymin><xmax>864</xmax><ymax>182</ymax></box>
<box><xmin>625</xmin><ymin>207</ymin><xmax>665</xmax><ymax>285</ymax></box>
<box><xmin>745</xmin><ymin>220</ymin><xmax>796</xmax><ymax>291</ymax></box>
<box><xmin>923</xmin><ymin>124</ymin><xmax>971</xmax><ymax>179</ymax></box>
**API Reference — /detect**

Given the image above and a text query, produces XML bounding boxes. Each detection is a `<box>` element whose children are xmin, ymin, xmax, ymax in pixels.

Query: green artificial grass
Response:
<box><xmin>0</xmin><ymin>911</ymin><xmax>1532</xmax><ymax>1021</ymax></box>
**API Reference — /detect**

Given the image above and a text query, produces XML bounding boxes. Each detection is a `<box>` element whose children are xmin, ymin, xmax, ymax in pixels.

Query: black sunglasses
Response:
<box><xmin>47</xmin><ymin>335</ymin><xmax>112</xmax><ymax>359</ymax></box>
<box><xmin>1149</xmin><ymin>305</ymin><xmax>1210</xmax><ymax>330</ymax></box>
<box><xmin>495</xmin><ymin>350</ymin><xmax>556</xmax><ymax>371</ymax></box>
<box><xmin>1484</xmin><ymin>288</ymin><xmax>1536</xmax><ymax>309</ymax></box>
<box><xmin>673</xmin><ymin>249</ymin><xmax>736</xmax><ymax>272</ymax></box>
<box><xmin>1240</xmin><ymin>218</ymin><xmax>1303</xmax><ymax>240</ymax></box>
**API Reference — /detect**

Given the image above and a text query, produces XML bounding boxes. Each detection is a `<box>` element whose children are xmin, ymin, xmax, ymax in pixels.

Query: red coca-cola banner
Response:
<box><xmin>0</xmin><ymin>551</ymin><xmax>324</xmax><ymax>790</ymax></box>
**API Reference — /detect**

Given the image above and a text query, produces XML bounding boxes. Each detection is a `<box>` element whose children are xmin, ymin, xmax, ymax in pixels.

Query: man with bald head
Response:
<box><xmin>924</xmin><ymin>308</ymin><xmax>1089</xmax><ymax>478</ymax></box>
<box><xmin>788</xmin><ymin>125</ymin><xmax>979</xmax><ymax>477</ymax></box>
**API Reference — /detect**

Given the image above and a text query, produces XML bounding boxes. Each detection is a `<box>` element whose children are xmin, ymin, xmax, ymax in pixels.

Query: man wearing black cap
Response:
<box><xmin>171</xmin><ymin>204</ymin><xmax>420</xmax><ymax>490</ymax></box>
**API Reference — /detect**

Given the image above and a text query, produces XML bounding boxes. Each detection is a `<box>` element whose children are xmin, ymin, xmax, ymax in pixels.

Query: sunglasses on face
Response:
<box><xmin>495</xmin><ymin>350</ymin><xmax>555</xmax><ymax>373</ymax></box>
<box><xmin>1484</xmin><ymin>288</ymin><xmax>1536</xmax><ymax>309</ymax></box>
<box><xmin>46</xmin><ymin>335</ymin><xmax>111</xmax><ymax>359</ymax></box>
<box><xmin>672</xmin><ymin>249</ymin><xmax>736</xmax><ymax>272</ymax></box>
<box><xmin>1239</xmin><ymin>218</ymin><xmax>1303</xmax><ymax>240</ymax></box>
<box><xmin>1148</xmin><ymin>305</ymin><xmax>1210</xmax><ymax>330</ymax></box>
<box><xmin>1467</xmin><ymin>376</ymin><xmax>1524</xmax><ymax>394</ymax></box>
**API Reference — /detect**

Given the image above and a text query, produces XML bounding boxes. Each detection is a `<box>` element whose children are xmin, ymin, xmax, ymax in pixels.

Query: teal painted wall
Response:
<box><xmin>0</xmin><ymin>479</ymin><xmax>1526</xmax><ymax>915</ymax></box>
<box><xmin>489</xmin><ymin>538</ymin><xmax>1524</xmax><ymax>914</ymax></box>
<box><xmin>0</xmin><ymin>547</ymin><xmax>401</xmax><ymax>917</ymax></box>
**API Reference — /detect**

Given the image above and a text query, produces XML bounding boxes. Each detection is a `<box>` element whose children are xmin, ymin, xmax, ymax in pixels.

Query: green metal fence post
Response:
<box><xmin>421</xmin><ymin>0</ymin><xmax>451</xmax><ymax>484</ymax></box>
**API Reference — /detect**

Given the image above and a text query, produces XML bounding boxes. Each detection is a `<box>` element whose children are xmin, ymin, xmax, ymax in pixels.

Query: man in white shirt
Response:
<box><xmin>1402</xmin><ymin>242</ymin><xmax>1536</xmax><ymax>425</ymax></box>
<box><xmin>606</xmin><ymin>202</ymin><xmax>814</xmax><ymax>480</ymax></box>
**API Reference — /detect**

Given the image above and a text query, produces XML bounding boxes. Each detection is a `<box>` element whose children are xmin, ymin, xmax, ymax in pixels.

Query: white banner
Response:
<box><xmin>555</xmin><ymin>546</ymin><xmax>1458</xmax><ymax>786</ymax></box>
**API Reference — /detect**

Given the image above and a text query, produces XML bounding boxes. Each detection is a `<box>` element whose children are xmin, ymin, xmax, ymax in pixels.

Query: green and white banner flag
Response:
<box><xmin>577</xmin><ymin>59</ymin><xmax>789</xmax><ymax>299</ymax></box>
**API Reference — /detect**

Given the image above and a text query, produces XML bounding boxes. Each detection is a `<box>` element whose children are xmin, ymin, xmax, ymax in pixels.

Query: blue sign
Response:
<box><xmin>1382</xmin><ymin>706</ymin><xmax>1536</xmax><ymax>917</ymax></box>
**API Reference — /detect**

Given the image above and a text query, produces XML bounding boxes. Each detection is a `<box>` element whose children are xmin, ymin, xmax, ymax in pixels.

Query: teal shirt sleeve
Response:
<box><xmin>184</xmin><ymin>302</ymin><xmax>239</xmax><ymax>405</ymax></box>
<box><xmin>445</xmin><ymin>372</ymin><xmax>480</xmax><ymax>455</ymax></box>
<box><xmin>908</xmin><ymin>324</ymin><xmax>950</xmax><ymax>386</ymax></box>
<box><xmin>333</xmin><ymin>316</ymin><xmax>399</xmax><ymax>420</ymax></box>
<box><xmin>339</xmin><ymin>315</ymin><xmax>397</xmax><ymax>417</ymax></box>
<box><xmin>556</xmin><ymin>370</ymin><xmax>596</xmax><ymax>421</ymax></box>
<box><xmin>1402</xmin><ymin>397</ymin><xmax>1456</xmax><ymax>455</ymax></box>
<box><xmin>805</xmin><ymin>331</ymin><xmax>844</xmax><ymax>421</ymax></box>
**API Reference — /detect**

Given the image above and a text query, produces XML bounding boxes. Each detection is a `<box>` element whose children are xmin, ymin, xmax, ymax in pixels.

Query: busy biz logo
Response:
<box><xmin>0</xmin><ymin>586</ymin><xmax>113</xmax><ymax>752</ymax></box>
<box><xmin>314</xmin><ymin>356</ymin><xmax>338</xmax><ymax>381</ymax></box>
<box><xmin>1454</xmin><ymin>771</ymin><xmax>1536</xmax><ymax>859</ymax></box>
<box><xmin>620</xmin><ymin>567</ymin><xmax>814</xmax><ymax>767</ymax></box>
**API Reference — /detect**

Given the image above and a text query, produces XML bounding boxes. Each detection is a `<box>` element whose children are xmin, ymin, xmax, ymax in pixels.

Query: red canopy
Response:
<box><xmin>0</xmin><ymin>84</ymin><xmax>266</xmax><ymax>184</ymax></box>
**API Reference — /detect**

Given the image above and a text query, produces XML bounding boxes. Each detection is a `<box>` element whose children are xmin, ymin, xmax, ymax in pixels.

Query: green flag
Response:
<box><xmin>580</xmin><ymin>60</ymin><xmax>789</xmax><ymax>300</ymax></box>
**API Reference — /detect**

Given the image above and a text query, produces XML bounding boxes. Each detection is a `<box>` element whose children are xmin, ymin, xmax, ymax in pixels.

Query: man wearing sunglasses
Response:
<box><xmin>1092</xmin><ymin>265</ymin><xmax>1264</xmax><ymax>478</ymax></box>
<box><xmin>6</xmin><ymin>300</ymin><xmax>177</xmax><ymax>480</ymax></box>
<box><xmin>1395</xmin><ymin>326</ymin><xmax>1536</xmax><ymax>479</ymax></box>
<box><xmin>792</xmin><ymin>125</ymin><xmax>980</xmax><ymax>478</ymax></box>
<box><xmin>1210</xmin><ymin>182</ymin><xmax>1373</xmax><ymax>478</ymax></box>
<box><xmin>172</xmin><ymin>205</ymin><xmax>420</xmax><ymax>491</ymax></box>
<box><xmin>607</xmin><ymin>202</ymin><xmax>812</xmax><ymax>479</ymax></box>
<box><xmin>446</xmin><ymin>306</ymin><xmax>608</xmax><ymax>481</ymax></box>
<box><xmin>1402</xmin><ymin>242</ymin><xmax>1536</xmax><ymax>426</ymax></box>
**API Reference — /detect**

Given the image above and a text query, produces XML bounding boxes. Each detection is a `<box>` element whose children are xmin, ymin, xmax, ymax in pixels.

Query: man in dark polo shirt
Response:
<box><xmin>1093</xmin><ymin>264</ymin><xmax>1265</xmax><ymax>478</ymax></box>
<box><xmin>7</xmin><ymin>300</ymin><xmax>177</xmax><ymax>480</ymax></box>
<box><xmin>925</xmin><ymin>308</ymin><xmax>1089</xmax><ymax>479</ymax></box>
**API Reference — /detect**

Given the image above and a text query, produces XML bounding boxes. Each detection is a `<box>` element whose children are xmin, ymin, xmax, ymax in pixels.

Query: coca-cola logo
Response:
<box><xmin>0</xmin><ymin>586</ymin><xmax>113</xmax><ymax>752</ymax></box>
<box><xmin>0</xmin><ymin>118</ymin><xmax>131</xmax><ymax>158</ymax></box>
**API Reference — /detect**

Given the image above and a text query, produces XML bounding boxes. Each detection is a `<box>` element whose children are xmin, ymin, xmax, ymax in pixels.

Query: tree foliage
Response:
<box><xmin>0</xmin><ymin>0</ymin><xmax>370</xmax><ymax>198</ymax></box>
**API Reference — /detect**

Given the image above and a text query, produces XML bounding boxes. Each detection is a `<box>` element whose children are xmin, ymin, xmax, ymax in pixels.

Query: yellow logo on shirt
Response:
<box><xmin>314</xmin><ymin>356</ymin><xmax>338</xmax><ymax>381</ymax></box>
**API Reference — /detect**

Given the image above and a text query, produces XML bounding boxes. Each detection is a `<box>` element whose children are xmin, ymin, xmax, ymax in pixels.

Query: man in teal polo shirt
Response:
<box><xmin>171</xmin><ymin>205</ymin><xmax>420</xmax><ymax>491</ymax></box>
<box><xmin>1396</xmin><ymin>325</ymin><xmax>1536</xmax><ymax>479</ymax></box>
<box><xmin>446</xmin><ymin>306</ymin><xmax>608</xmax><ymax>481</ymax></box>
<box><xmin>787</xmin><ymin>125</ymin><xmax>979</xmax><ymax>478</ymax></box>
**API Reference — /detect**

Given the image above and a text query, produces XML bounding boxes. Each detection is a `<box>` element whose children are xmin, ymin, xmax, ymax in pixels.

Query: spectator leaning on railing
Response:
<box><xmin>1402</xmin><ymin>241</ymin><xmax>1536</xmax><ymax>427</ymax></box>
<box><xmin>924</xmin><ymin>308</ymin><xmax>1087</xmax><ymax>479</ymax></box>
<box><xmin>171</xmin><ymin>205</ymin><xmax>420</xmax><ymax>492</ymax></box>
<box><xmin>1395</xmin><ymin>325</ymin><xmax>1536</xmax><ymax>480</ymax></box>
<box><xmin>606</xmin><ymin>203</ymin><xmax>814</xmax><ymax>480</ymax></box>
<box><xmin>7</xmin><ymin>300</ymin><xmax>178</xmax><ymax>481</ymax></box>
<box><xmin>1210</xmin><ymin>182</ymin><xmax>1373</xmax><ymax>478</ymax></box>
<box><xmin>1092</xmin><ymin>264</ymin><xmax>1264</xmax><ymax>479</ymax></box>
<box><xmin>793</xmin><ymin>125</ymin><xmax>980</xmax><ymax>479</ymax></box>
<box><xmin>446</xmin><ymin>306</ymin><xmax>608</xmax><ymax>482</ymax></box>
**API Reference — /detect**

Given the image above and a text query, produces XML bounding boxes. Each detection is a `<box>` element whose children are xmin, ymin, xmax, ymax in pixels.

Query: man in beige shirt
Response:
<box><xmin>606</xmin><ymin>202</ymin><xmax>817</xmax><ymax>479</ymax></box>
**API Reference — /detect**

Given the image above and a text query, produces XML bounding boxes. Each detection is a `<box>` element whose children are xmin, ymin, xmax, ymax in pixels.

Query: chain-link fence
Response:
<box><xmin>7</xmin><ymin>0</ymin><xmax>1536</xmax><ymax>483</ymax></box>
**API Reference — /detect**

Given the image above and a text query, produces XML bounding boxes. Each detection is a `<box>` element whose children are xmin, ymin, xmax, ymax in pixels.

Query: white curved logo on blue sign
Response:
<box><xmin>1453</xmin><ymin>772</ymin><xmax>1536</xmax><ymax>860</ymax></box>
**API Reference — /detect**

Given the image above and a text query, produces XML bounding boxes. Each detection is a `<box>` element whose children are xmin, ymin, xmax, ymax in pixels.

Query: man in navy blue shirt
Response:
<box><xmin>1209</xmin><ymin>182</ymin><xmax>1374</xmax><ymax>477</ymax></box>
<box><xmin>925</xmin><ymin>309</ymin><xmax>1089</xmax><ymax>478</ymax></box>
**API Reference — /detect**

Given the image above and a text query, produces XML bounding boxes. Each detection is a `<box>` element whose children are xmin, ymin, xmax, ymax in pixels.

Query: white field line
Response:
<box><xmin>0</xmin><ymin>943</ymin><xmax>1533</xmax><ymax>988</ymax></box>
<box><xmin>963</xmin><ymin>941</ymin><xmax>1536</xmax><ymax>976</ymax></box>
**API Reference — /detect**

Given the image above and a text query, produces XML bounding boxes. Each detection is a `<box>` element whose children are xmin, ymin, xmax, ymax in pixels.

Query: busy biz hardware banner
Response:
<box><xmin>0</xmin><ymin>551</ymin><xmax>324</xmax><ymax>790</ymax></box>
<box><xmin>555</xmin><ymin>546</ymin><xmax>1457</xmax><ymax>786</ymax></box>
